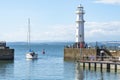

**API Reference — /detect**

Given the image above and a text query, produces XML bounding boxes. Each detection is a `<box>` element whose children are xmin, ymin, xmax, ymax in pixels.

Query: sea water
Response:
<box><xmin>0</xmin><ymin>42</ymin><xmax>120</xmax><ymax>80</ymax></box>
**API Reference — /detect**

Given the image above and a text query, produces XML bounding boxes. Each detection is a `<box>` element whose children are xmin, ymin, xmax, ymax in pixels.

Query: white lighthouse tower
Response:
<box><xmin>75</xmin><ymin>4</ymin><xmax>85</xmax><ymax>48</ymax></box>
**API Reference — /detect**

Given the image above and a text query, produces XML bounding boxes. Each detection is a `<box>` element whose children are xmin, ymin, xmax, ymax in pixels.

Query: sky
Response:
<box><xmin>0</xmin><ymin>0</ymin><xmax>120</xmax><ymax>42</ymax></box>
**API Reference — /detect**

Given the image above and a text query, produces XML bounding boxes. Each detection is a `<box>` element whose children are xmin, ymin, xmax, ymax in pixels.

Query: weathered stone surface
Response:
<box><xmin>64</xmin><ymin>48</ymin><xmax>96</xmax><ymax>61</ymax></box>
<box><xmin>0</xmin><ymin>48</ymin><xmax>14</xmax><ymax>60</ymax></box>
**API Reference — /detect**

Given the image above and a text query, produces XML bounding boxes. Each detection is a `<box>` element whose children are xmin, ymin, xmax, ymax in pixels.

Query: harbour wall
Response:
<box><xmin>64</xmin><ymin>48</ymin><xmax>96</xmax><ymax>61</ymax></box>
<box><xmin>64</xmin><ymin>48</ymin><xmax>120</xmax><ymax>61</ymax></box>
<box><xmin>110</xmin><ymin>50</ymin><xmax>120</xmax><ymax>57</ymax></box>
<box><xmin>0</xmin><ymin>48</ymin><xmax>14</xmax><ymax>60</ymax></box>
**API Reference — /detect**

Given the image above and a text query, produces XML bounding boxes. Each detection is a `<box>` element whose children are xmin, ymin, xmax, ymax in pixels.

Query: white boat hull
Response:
<box><xmin>26</xmin><ymin>52</ymin><xmax>38</xmax><ymax>59</ymax></box>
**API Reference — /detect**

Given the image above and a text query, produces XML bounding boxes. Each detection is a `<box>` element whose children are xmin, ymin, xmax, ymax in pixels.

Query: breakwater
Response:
<box><xmin>64</xmin><ymin>48</ymin><xmax>120</xmax><ymax>61</ymax></box>
<box><xmin>0</xmin><ymin>42</ymin><xmax>14</xmax><ymax>60</ymax></box>
<box><xmin>64</xmin><ymin>48</ymin><xmax>96</xmax><ymax>61</ymax></box>
<box><xmin>0</xmin><ymin>48</ymin><xmax>14</xmax><ymax>60</ymax></box>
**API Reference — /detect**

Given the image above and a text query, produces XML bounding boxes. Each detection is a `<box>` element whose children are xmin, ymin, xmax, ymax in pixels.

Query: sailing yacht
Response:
<box><xmin>26</xmin><ymin>18</ymin><xmax>38</xmax><ymax>59</ymax></box>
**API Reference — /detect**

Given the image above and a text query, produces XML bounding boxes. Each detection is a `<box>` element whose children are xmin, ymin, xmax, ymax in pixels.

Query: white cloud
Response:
<box><xmin>32</xmin><ymin>24</ymin><xmax>75</xmax><ymax>42</ymax></box>
<box><xmin>33</xmin><ymin>21</ymin><xmax>120</xmax><ymax>42</ymax></box>
<box><xmin>85</xmin><ymin>21</ymin><xmax>120</xmax><ymax>41</ymax></box>
<box><xmin>0</xmin><ymin>21</ymin><xmax>120</xmax><ymax>42</ymax></box>
<box><xmin>94</xmin><ymin>0</ymin><xmax>120</xmax><ymax>4</ymax></box>
<box><xmin>0</xmin><ymin>24</ymin><xmax>75</xmax><ymax>42</ymax></box>
<box><xmin>0</xmin><ymin>27</ymin><xmax>27</xmax><ymax>42</ymax></box>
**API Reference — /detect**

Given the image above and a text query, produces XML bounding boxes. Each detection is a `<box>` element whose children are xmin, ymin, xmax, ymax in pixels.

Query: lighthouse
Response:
<box><xmin>75</xmin><ymin>4</ymin><xmax>85</xmax><ymax>48</ymax></box>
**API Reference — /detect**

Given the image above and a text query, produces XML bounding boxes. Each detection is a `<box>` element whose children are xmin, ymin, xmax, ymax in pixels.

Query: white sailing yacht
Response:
<box><xmin>26</xmin><ymin>18</ymin><xmax>38</xmax><ymax>59</ymax></box>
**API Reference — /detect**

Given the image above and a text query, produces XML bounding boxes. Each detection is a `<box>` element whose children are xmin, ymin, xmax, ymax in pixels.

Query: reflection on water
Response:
<box><xmin>24</xmin><ymin>59</ymin><xmax>38</xmax><ymax>80</ymax></box>
<box><xmin>64</xmin><ymin>61</ymin><xmax>75</xmax><ymax>80</ymax></box>
<box><xmin>64</xmin><ymin>61</ymin><xmax>120</xmax><ymax>80</ymax></box>
<box><xmin>0</xmin><ymin>61</ymin><xmax>14</xmax><ymax>79</ymax></box>
<box><xmin>14</xmin><ymin>57</ymin><xmax>63</xmax><ymax>80</ymax></box>
<box><xmin>75</xmin><ymin>62</ymin><xmax>84</xmax><ymax>80</ymax></box>
<box><xmin>99</xmin><ymin>72</ymin><xmax>104</xmax><ymax>80</ymax></box>
<box><xmin>1</xmin><ymin>59</ymin><xmax>120</xmax><ymax>80</ymax></box>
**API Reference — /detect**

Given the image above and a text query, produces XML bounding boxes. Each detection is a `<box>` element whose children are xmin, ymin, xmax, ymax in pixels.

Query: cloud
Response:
<box><xmin>0</xmin><ymin>21</ymin><xmax>120</xmax><ymax>42</ymax></box>
<box><xmin>33</xmin><ymin>21</ymin><xmax>120</xmax><ymax>42</ymax></box>
<box><xmin>0</xmin><ymin>27</ymin><xmax>27</xmax><ymax>42</ymax></box>
<box><xmin>32</xmin><ymin>24</ymin><xmax>75</xmax><ymax>42</ymax></box>
<box><xmin>85</xmin><ymin>21</ymin><xmax>120</xmax><ymax>41</ymax></box>
<box><xmin>94</xmin><ymin>0</ymin><xmax>120</xmax><ymax>4</ymax></box>
<box><xmin>0</xmin><ymin>23</ymin><xmax>75</xmax><ymax>42</ymax></box>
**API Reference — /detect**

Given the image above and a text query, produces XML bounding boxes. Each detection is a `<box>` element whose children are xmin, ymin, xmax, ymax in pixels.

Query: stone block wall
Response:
<box><xmin>64</xmin><ymin>48</ymin><xmax>96</xmax><ymax>61</ymax></box>
<box><xmin>0</xmin><ymin>49</ymin><xmax>14</xmax><ymax>60</ymax></box>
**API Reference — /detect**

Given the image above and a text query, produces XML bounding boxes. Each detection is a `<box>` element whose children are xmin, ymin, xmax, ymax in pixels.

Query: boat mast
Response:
<box><xmin>28</xmin><ymin>18</ymin><xmax>31</xmax><ymax>51</ymax></box>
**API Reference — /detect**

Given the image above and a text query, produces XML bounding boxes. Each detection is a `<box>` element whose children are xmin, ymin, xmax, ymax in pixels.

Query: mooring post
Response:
<box><xmin>89</xmin><ymin>62</ymin><xmax>91</xmax><ymax>70</ymax></box>
<box><xmin>115</xmin><ymin>64</ymin><xmax>117</xmax><ymax>73</ymax></box>
<box><xmin>94</xmin><ymin>63</ymin><xmax>96</xmax><ymax>71</ymax></box>
<box><xmin>107</xmin><ymin>63</ymin><xmax>110</xmax><ymax>72</ymax></box>
<box><xmin>83</xmin><ymin>62</ymin><xmax>85</xmax><ymax>69</ymax></box>
<box><xmin>100</xmin><ymin>63</ymin><xmax>103</xmax><ymax>72</ymax></box>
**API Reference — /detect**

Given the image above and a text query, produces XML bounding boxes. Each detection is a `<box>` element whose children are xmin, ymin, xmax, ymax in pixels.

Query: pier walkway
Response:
<box><xmin>77</xmin><ymin>60</ymin><xmax>120</xmax><ymax>72</ymax></box>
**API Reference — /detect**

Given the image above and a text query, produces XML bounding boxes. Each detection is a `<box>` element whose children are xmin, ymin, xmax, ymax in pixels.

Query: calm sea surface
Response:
<box><xmin>0</xmin><ymin>42</ymin><xmax>120</xmax><ymax>80</ymax></box>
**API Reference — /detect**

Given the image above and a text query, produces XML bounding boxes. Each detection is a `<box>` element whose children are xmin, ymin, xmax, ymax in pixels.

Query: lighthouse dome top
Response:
<box><xmin>78</xmin><ymin>4</ymin><xmax>83</xmax><ymax>8</ymax></box>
